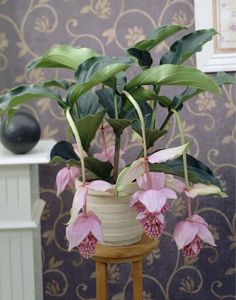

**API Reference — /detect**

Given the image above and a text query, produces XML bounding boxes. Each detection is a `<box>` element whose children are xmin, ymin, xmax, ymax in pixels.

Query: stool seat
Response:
<box><xmin>93</xmin><ymin>235</ymin><xmax>159</xmax><ymax>300</ymax></box>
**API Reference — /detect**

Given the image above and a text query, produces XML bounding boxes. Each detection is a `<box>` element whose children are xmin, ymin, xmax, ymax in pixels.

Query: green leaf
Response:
<box><xmin>133</xmin><ymin>25</ymin><xmax>185</xmax><ymax>51</ymax></box>
<box><xmin>172</xmin><ymin>72</ymin><xmax>236</xmax><ymax>111</ymax></box>
<box><xmin>133</xmin><ymin>128</ymin><xmax>167</xmax><ymax>148</ymax></box>
<box><xmin>96</xmin><ymin>88</ymin><xmax>121</xmax><ymax>118</ymax></box>
<box><xmin>84</xmin><ymin>157</ymin><xmax>113</xmax><ymax>181</ymax></box>
<box><xmin>50</xmin><ymin>141</ymin><xmax>80</xmax><ymax>164</ymax></box>
<box><xmin>106</xmin><ymin>118</ymin><xmax>131</xmax><ymax>136</ymax></box>
<box><xmin>104</xmin><ymin>72</ymin><xmax>127</xmax><ymax>94</ymax></box>
<box><xmin>70</xmin><ymin>56</ymin><xmax>135</xmax><ymax>104</ymax></box>
<box><xmin>127</xmin><ymin>48</ymin><xmax>153</xmax><ymax>69</ymax></box>
<box><xmin>160</xmin><ymin>28</ymin><xmax>217</xmax><ymax>65</ymax></box>
<box><xmin>129</xmin><ymin>87</ymin><xmax>156</xmax><ymax>101</ymax></box>
<box><xmin>0</xmin><ymin>84</ymin><xmax>62</xmax><ymax>113</ymax></box>
<box><xmin>41</xmin><ymin>79</ymin><xmax>70</xmax><ymax>90</ymax></box>
<box><xmin>75</xmin><ymin>91</ymin><xmax>104</xmax><ymax>117</ymax></box>
<box><xmin>214</xmin><ymin>72</ymin><xmax>236</xmax><ymax>86</ymax></box>
<box><xmin>126</xmin><ymin>64</ymin><xmax>220</xmax><ymax>94</ymax></box>
<box><xmin>75</xmin><ymin>110</ymin><xmax>105</xmax><ymax>152</ymax></box>
<box><xmin>27</xmin><ymin>46</ymin><xmax>97</xmax><ymax>70</ymax></box>
<box><xmin>156</xmin><ymin>96</ymin><xmax>172</xmax><ymax>107</ymax></box>
<box><xmin>150</xmin><ymin>154</ymin><xmax>222</xmax><ymax>188</ymax></box>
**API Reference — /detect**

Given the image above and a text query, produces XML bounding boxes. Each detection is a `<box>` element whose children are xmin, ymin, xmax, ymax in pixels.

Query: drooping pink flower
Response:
<box><xmin>173</xmin><ymin>214</ymin><xmax>216</xmax><ymax>257</ymax></box>
<box><xmin>130</xmin><ymin>172</ymin><xmax>177</xmax><ymax>213</ymax></box>
<box><xmin>66</xmin><ymin>211</ymin><xmax>103</xmax><ymax>258</ymax></box>
<box><xmin>130</xmin><ymin>172</ymin><xmax>177</xmax><ymax>239</ymax></box>
<box><xmin>93</xmin><ymin>145</ymin><xmax>126</xmax><ymax>168</ymax></box>
<box><xmin>56</xmin><ymin>166</ymin><xmax>81</xmax><ymax>196</ymax></box>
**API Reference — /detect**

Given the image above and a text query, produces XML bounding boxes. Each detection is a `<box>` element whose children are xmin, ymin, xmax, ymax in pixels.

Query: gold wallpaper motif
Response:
<box><xmin>0</xmin><ymin>0</ymin><xmax>235</xmax><ymax>299</ymax></box>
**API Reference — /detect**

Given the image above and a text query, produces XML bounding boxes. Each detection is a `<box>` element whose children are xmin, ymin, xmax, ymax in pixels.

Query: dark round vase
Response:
<box><xmin>0</xmin><ymin>112</ymin><xmax>41</xmax><ymax>154</ymax></box>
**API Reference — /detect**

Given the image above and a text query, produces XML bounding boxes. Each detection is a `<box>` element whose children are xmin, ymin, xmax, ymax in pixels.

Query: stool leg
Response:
<box><xmin>132</xmin><ymin>260</ymin><xmax>143</xmax><ymax>300</ymax></box>
<box><xmin>95</xmin><ymin>261</ymin><xmax>108</xmax><ymax>300</ymax></box>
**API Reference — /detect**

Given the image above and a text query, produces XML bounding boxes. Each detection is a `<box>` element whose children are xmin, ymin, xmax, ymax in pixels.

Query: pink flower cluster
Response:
<box><xmin>55</xmin><ymin>144</ymin><xmax>220</xmax><ymax>259</ymax></box>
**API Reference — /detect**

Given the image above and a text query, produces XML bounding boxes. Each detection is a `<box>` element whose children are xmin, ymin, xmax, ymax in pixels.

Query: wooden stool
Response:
<box><xmin>93</xmin><ymin>235</ymin><xmax>159</xmax><ymax>300</ymax></box>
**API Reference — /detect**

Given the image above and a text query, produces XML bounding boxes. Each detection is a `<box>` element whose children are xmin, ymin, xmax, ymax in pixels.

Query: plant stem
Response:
<box><xmin>123</xmin><ymin>91</ymin><xmax>148</xmax><ymax>158</ymax></box>
<box><xmin>66</xmin><ymin>108</ymin><xmax>86</xmax><ymax>186</ymax></box>
<box><xmin>150</xmin><ymin>85</ymin><xmax>160</xmax><ymax>129</ymax></box>
<box><xmin>160</xmin><ymin>110</ymin><xmax>173</xmax><ymax>131</ymax></box>
<box><xmin>113</xmin><ymin>135</ymin><xmax>120</xmax><ymax>182</ymax></box>
<box><xmin>150</xmin><ymin>100</ymin><xmax>158</xmax><ymax>129</ymax></box>
<box><xmin>112</xmin><ymin>93</ymin><xmax>121</xmax><ymax>182</ymax></box>
<box><xmin>172</xmin><ymin>109</ymin><xmax>192</xmax><ymax>218</ymax></box>
<box><xmin>114</xmin><ymin>94</ymin><xmax>119</xmax><ymax>119</ymax></box>
<box><xmin>123</xmin><ymin>90</ymin><xmax>151</xmax><ymax>187</ymax></box>
<box><xmin>101</xmin><ymin>122</ymin><xmax>108</xmax><ymax>155</ymax></box>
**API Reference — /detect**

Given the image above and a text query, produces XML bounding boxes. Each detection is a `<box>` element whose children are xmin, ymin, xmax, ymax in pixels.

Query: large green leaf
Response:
<box><xmin>133</xmin><ymin>25</ymin><xmax>185</xmax><ymax>51</ymax></box>
<box><xmin>126</xmin><ymin>64</ymin><xmax>220</xmax><ymax>94</ymax></box>
<box><xmin>0</xmin><ymin>84</ymin><xmax>62</xmax><ymax>112</ymax></box>
<box><xmin>75</xmin><ymin>110</ymin><xmax>105</xmax><ymax>152</ymax></box>
<box><xmin>150</xmin><ymin>154</ymin><xmax>222</xmax><ymax>188</ymax></box>
<box><xmin>69</xmin><ymin>56</ymin><xmax>135</xmax><ymax>103</ymax></box>
<box><xmin>160</xmin><ymin>28</ymin><xmax>217</xmax><ymax>65</ymax></box>
<box><xmin>27</xmin><ymin>46</ymin><xmax>97</xmax><ymax>70</ymax></box>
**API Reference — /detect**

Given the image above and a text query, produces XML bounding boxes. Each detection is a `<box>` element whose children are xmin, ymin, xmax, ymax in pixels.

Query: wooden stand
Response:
<box><xmin>93</xmin><ymin>234</ymin><xmax>159</xmax><ymax>300</ymax></box>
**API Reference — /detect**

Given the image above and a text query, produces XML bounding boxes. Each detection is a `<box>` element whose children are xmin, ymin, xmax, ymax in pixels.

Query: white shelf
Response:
<box><xmin>0</xmin><ymin>139</ymin><xmax>56</xmax><ymax>165</ymax></box>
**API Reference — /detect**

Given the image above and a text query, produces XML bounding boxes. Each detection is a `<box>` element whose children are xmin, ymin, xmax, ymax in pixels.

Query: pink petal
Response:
<box><xmin>139</xmin><ymin>190</ymin><xmax>166</xmax><ymax>212</ymax></box>
<box><xmin>89</xmin><ymin>215</ymin><xmax>103</xmax><ymax>243</ymax></box>
<box><xmin>129</xmin><ymin>191</ymin><xmax>141</xmax><ymax>207</ymax></box>
<box><xmin>150</xmin><ymin>172</ymin><xmax>166</xmax><ymax>190</ymax></box>
<box><xmin>173</xmin><ymin>220</ymin><xmax>199</xmax><ymax>250</ymax></box>
<box><xmin>161</xmin><ymin>187</ymin><xmax>177</xmax><ymax>200</ymax></box>
<box><xmin>69</xmin><ymin>166</ymin><xmax>81</xmax><ymax>179</ymax></box>
<box><xmin>191</xmin><ymin>214</ymin><xmax>208</xmax><ymax>226</ymax></box>
<box><xmin>66</xmin><ymin>214</ymin><xmax>90</xmax><ymax>251</ymax></box>
<box><xmin>56</xmin><ymin>167</ymin><xmax>70</xmax><ymax>196</ymax></box>
<box><xmin>197</xmin><ymin>224</ymin><xmax>216</xmax><ymax>246</ymax></box>
<box><xmin>148</xmin><ymin>143</ymin><xmax>190</xmax><ymax>163</ymax></box>
<box><xmin>137</xmin><ymin>173</ymin><xmax>149</xmax><ymax>190</ymax></box>
<box><xmin>88</xmin><ymin>180</ymin><xmax>114</xmax><ymax>192</ymax></box>
<box><xmin>68</xmin><ymin>186</ymin><xmax>88</xmax><ymax>224</ymax></box>
<box><xmin>165</xmin><ymin>175</ymin><xmax>186</xmax><ymax>194</ymax></box>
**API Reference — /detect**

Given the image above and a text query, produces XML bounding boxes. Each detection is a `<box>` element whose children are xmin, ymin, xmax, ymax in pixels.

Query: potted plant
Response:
<box><xmin>0</xmin><ymin>25</ymin><xmax>234</xmax><ymax>259</ymax></box>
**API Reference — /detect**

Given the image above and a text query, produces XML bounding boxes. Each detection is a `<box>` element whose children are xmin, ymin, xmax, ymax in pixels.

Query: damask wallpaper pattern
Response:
<box><xmin>0</xmin><ymin>0</ymin><xmax>235</xmax><ymax>299</ymax></box>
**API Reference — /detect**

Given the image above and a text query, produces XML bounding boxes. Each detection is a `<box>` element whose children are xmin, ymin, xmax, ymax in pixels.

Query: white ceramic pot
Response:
<box><xmin>86</xmin><ymin>183</ymin><xmax>143</xmax><ymax>246</ymax></box>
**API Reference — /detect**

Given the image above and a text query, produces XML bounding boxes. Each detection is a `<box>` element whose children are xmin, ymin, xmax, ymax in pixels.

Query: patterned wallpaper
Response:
<box><xmin>0</xmin><ymin>0</ymin><xmax>235</xmax><ymax>299</ymax></box>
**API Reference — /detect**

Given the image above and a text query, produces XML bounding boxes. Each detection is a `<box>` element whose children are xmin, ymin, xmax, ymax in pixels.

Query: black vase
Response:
<box><xmin>0</xmin><ymin>111</ymin><xmax>41</xmax><ymax>154</ymax></box>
